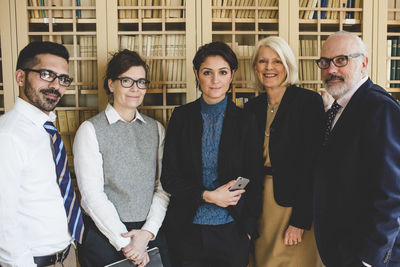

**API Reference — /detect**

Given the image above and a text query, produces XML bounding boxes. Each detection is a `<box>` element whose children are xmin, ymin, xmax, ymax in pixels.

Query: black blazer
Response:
<box><xmin>161</xmin><ymin>97</ymin><xmax>264</xmax><ymax>240</ymax></box>
<box><xmin>313</xmin><ymin>79</ymin><xmax>400</xmax><ymax>267</ymax></box>
<box><xmin>244</xmin><ymin>85</ymin><xmax>324</xmax><ymax>230</ymax></box>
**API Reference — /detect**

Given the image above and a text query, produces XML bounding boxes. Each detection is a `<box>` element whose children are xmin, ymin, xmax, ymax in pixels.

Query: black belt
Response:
<box><xmin>264</xmin><ymin>166</ymin><xmax>273</xmax><ymax>175</ymax></box>
<box><xmin>33</xmin><ymin>244</ymin><xmax>71</xmax><ymax>267</ymax></box>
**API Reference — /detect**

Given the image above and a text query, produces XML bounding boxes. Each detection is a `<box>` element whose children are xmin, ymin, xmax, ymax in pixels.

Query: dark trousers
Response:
<box><xmin>169</xmin><ymin>222</ymin><xmax>250</xmax><ymax>267</ymax></box>
<box><xmin>78</xmin><ymin>215</ymin><xmax>171</xmax><ymax>267</ymax></box>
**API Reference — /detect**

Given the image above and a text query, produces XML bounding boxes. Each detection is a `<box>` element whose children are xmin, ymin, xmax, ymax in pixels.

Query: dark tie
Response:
<box><xmin>43</xmin><ymin>121</ymin><xmax>84</xmax><ymax>243</ymax></box>
<box><xmin>323</xmin><ymin>100</ymin><xmax>341</xmax><ymax>145</ymax></box>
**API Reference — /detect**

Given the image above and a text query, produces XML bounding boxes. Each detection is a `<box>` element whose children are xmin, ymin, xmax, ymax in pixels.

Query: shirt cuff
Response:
<box><xmin>362</xmin><ymin>261</ymin><xmax>372</xmax><ymax>267</ymax></box>
<box><xmin>110</xmin><ymin>236</ymin><xmax>131</xmax><ymax>251</ymax></box>
<box><xmin>141</xmin><ymin>222</ymin><xmax>157</xmax><ymax>241</ymax></box>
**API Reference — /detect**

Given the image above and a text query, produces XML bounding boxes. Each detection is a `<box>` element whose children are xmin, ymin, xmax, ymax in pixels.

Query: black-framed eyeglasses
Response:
<box><xmin>316</xmin><ymin>53</ymin><xmax>364</xmax><ymax>70</ymax></box>
<box><xmin>114</xmin><ymin>77</ymin><xmax>150</xmax><ymax>90</ymax></box>
<box><xmin>23</xmin><ymin>68</ymin><xmax>73</xmax><ymax>87</ymax></box>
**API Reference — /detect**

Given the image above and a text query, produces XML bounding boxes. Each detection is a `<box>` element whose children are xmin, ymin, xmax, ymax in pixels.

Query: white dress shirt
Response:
<box><xmin>73</xmin><ymin>104</ymin><xmax>170</xmax><ymax>251</ymax></box>
<box><xmin>0</xmin><ymin>98</ymin><xmax>72</xmax><ymax>267</ymax></box>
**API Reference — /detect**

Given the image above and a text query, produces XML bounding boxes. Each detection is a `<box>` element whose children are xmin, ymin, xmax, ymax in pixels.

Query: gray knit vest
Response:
<box><xmin>89</xmin><ymin>112</ymin><xmax>159</xmax><ymax>222</ymax></box>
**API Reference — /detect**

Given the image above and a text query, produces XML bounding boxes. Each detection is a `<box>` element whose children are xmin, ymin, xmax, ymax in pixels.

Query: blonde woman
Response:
<box><xmin>245</xmin><ymin>36</ymin><xmax>324</xmax><ymax>267</ymax></box>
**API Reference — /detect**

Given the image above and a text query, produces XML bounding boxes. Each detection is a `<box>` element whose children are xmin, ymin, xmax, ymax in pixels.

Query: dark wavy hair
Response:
<box><xmin>192</xmin><ymin>41</ymin><xmax>238</xmax><ymax>89</ymax></box>
<box><xmin>103</xmin><ymin>49</ymin><xmax>149</xmax><ymax>95</ymax></box>
<box><xmin>16</xmin><ymin>41</ymin><xmax>69</xmax><ymax>70</ymax></box>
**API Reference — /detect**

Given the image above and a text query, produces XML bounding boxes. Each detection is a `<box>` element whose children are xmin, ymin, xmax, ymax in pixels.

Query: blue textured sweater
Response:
<box><xmin>193</xmin><ymin>96</ymin><xmax>234</xmax><ymax>225</ymax></box>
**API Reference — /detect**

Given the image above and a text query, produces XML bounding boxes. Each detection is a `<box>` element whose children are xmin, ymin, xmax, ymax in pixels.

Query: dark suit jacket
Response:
<box><xmin>313</xmin><ymin>79</ymin><xmax>400</xmax><ymax>267</ymax></box>
<box><xmin>244</xmin><ymin>85</ymin><xmax>325</xmax><ymax>230</ymax></box>
<box><xmin>160</xmin><ymin>97</ymin><xmax>264</xmax><ymax>242</ymax></box>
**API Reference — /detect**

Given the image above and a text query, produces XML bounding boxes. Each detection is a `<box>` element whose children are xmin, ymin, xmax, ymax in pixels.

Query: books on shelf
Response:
<box><xmin>79</xmin><ymin>0</ymin><xmax>96</xmax><ymax>19</ymax></box>
<box><xmin>28</xmin><ymin>0</ymin><xmax>96</xmax><ymax>19</ymax></box>
<box><xmin>298</xmin><ymin>0</ymin><xmax>360</xmax><ymax>20</ymax></box>
<box><xmin>118</xmin><ymin>0</ymin><xmax>185</xmax><ymax>19</ymax></box>
<box><xmin>79</xmin><ymin>36</ymin><xmax>97</xmax><ymax>90</ymax></box>
<box><xmin>386</xmin><ymin>37</ymin><xmax>400</xmax><ymax>88</ymax></box>
<box><xmin>234</xmin><ymin>44</ymin><xmax>255</xmax><ymax>89</ymax></box>
<box><xmin>299</xmin><ymin>39</ymin><xmax>319</xmax><ymax>90</ymax></box>
<box><xmin>118</xmin><ymin>34</ymin><xmax>186</xmax><ymax>90</ymax></box>
<box><xmin>389</xmin><ymin>38</ymin><xmax>398</xmax><ymax>88</ymax></box>
<box><xmin>55</xmin><ymin>110</ymin><xmax>72</xmax><ymax>157</ymax></box>
<box><xmin>234</xmin><ymin>97</ymin><xmax>248</xmax><ymax>108</ymax></box>
<box><xmin>62</xmin><ymin>0</ymin><xmax>73</xmax><ymax>18</ymax></box>
<box><xmin>211</xmin><ymin>0</ymin><xmax>277</xmax><ymax>19</ymax></box>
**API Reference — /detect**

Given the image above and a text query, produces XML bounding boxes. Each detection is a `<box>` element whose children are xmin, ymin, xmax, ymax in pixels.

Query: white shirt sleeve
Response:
<box><xmin>73</xmin><ymin>121</ymin><xmax>130</xmax><ymax>251</ymax></box>
<box><xmin>0</xmin><ymin>134</ymin><xmax>36</xmax><ymax>267</ymax></box>
<box><xmin>142</xmin><ymin>122</ymin><xmax>170</xmax><ymax>239</ymax></box>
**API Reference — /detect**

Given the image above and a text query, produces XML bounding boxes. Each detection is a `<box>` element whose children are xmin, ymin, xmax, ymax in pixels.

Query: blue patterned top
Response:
<box><xmin>193</xmin><ymin>96</ymin><xmax>234</xmax><ymax>225</ymax></box>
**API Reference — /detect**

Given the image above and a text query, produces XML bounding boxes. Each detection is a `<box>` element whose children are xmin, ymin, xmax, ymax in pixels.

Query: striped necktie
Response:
<box><xmin>323</xmin><ymin>100</ymin><xmax>341</xmax><ymax>145</ymax></box>
<box><xmin>43</xmin><ymin>121</ymin><xmax>84</xmax><ymax>243</ymax></box>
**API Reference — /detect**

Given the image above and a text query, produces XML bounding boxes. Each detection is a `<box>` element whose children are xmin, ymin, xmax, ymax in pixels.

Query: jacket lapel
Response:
<box><xmin>270</xmin><ymin>86</ymin><xmax>295</xmax><ymax>130</ymax></box>
<box><xmin>328</xmin><ymin>79</ymin><xmax>372</xmax><ymax>141</ymax></box>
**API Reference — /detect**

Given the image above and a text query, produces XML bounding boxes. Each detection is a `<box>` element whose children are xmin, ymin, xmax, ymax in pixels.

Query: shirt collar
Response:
<box><xmin>104</xmin><ymin>103</ymin><xmax>146</xmax><ymax>125</ymax></box>
<box><xmin>15</xmin><ymin>97</ymin><xmax>56</xmax><ymax>127</ymax></box>
<box><xmin>334</xmin><ymin>76</ymin><xmax>368</xmax><ymax>110</ymax></box>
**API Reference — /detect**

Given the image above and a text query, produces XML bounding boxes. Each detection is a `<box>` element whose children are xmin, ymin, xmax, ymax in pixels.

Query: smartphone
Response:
<box><xmin>229</xmin><ymin>176</ymin><xmax>250</xmax><ymax>191</ymax></box>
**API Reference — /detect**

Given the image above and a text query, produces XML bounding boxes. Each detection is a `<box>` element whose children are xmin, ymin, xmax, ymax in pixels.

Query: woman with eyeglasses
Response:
<box><xmin>244</xmin><ymin>36</ymin><xmax>325</xmax><ymax>267</ymax></box>
<box><xmin>73</xmin><ymin>50</ymin><xmax>171</xmax><ymax>267</ymax></box>
<box><xmin>160</xmin><ymin>41</ymin><xmax>264</xmax><ymax>267</ymax></box>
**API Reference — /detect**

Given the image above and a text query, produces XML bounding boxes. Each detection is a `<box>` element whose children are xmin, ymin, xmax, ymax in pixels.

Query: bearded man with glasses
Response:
<box><xmin>313</xmin><ymin>31</ymin><xmax>400</xmax><ymax>267</ymax></box>
<box><xmin>0</xmin><ymin>41</ymin><xmax>83</xmax><ymax>267</ymax></box>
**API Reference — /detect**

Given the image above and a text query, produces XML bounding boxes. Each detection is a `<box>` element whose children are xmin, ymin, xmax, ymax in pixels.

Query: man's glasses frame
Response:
<box><xmin>316</xmin><ymin>53</ymin><xmax>364</xmax><ymax>70</ymax></box>
<box><xmin>23</xmin><ymin>68</ymin><xmax>73</xmax><ymax>87</ymax></box>
<box><xmin>114</xmin><ymin>77</ymin><xmax>150</xmax><ymax>90</ymax></box>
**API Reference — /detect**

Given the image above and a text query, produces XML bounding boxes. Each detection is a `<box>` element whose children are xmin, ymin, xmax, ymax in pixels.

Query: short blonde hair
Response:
<box><xmin>252</xmin><ymin>36</ymin><xmax>298</xmax><ymax>90</ymax></box>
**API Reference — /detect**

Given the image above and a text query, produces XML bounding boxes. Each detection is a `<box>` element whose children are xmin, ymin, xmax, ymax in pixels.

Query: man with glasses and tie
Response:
<box><xmin>0</xmin><ymin>41</ymin><xmax>84</xmax><ymax>267</ymax></box>
<box><xmin>313</xmin><ymin>31</ymin><xmax>400</xmax><ymax>267</ymax></box>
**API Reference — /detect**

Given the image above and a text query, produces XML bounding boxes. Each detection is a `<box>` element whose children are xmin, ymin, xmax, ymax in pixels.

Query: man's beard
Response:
<box><xmin>24</xmin><ymin>82</ymin><xmax>61</xmax><ymax>112</ymax></box>
<box><xmin>323</xmin><ymin>75</ymin><xmax>348</xmax><ymax>99</ymax></box>
<box><xmin>323</xmin><ymin>73</ymin><xmax>360</xmax><ymax>99</ymax></box>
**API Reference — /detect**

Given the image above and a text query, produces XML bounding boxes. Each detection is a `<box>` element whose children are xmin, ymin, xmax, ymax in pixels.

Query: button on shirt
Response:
<box><xmin>73</xmin><ymin>104</ymin><xmax>169</xmax><ymax>250</ymax></box>
<box><xmin>0</xmin><ymin>98</ymin><xmax>72</xmax><ymax>267</ymax></box>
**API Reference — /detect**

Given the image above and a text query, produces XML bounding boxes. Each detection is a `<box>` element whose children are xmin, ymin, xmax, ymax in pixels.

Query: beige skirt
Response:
<box><xmin>249</xmin><ymin>176</ymin><xmax>323</xmax><ymax>267</ymax></box>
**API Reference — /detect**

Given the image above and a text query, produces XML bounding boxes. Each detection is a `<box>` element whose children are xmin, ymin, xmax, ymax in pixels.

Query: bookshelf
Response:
<box><xmin>107</xmin><ymin>0</ymin><xmax>196</xmax><ymax>126</ymax></box>
<box><xmin>15</xmin><ymin>0</ymin><xmax>108</xmax><ymax>172</ymax></box>
<box><xmin>294</xmin><ymin>0</ymin><xmax>372</xmax><ymax>92</ymax></box>
<box><xmin>203</xmin><ymin>0</ymin><xmax>285</xmax><ymax>107</ymax></box>
<box><xmin>1</xmin><ymin>0</ymin><xmax>398</xmax><ymax>151</ymax></box>
<box><xmin>386</xmin><ymin>0</ymin><xmax>400</xmax><ymax>102</ymax></box>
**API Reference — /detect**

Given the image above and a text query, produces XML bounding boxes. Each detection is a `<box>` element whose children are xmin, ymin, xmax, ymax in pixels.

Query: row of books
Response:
<box><xmin>118</xmin><ymin>0</ymin><xmax>186</xmax><ymax>19</ymax></box>
<box><xmin>54</xmin><ymin>109</ymin><xmax>97</xmax><ymax>158</ymax></box>
<box><xmin>388</xmin><ymin>0</ymin><xmax>400</xmax><ymax>20</ymax></box>
<box><xmin>388</xmin><ymin>38</ymin><xmax>400</xmax><ymax>88</ymax></box>
<box><xmin>234</xmin><ymin>45</ymin><xmax>256</xmax><ymax>88</ymax></box>
<box><xmin>213</xmin><ymin>0</ymin><xmax>278</xmax><ymax>19</ymax></box>
<box><xmin>42</xmin><ymin>35</ymin><xmax>98</xmax><ymax>89</ymax></box>
<box><xmin>29</xmin><ymin>0</ymin><xmax>95</xmax><ymax>19</ymax></box>
<box><xmin>299</xmin><ymin>0</ymin><xmax>361</xmax><ymax>20</ymax></box>
<box><xmin>234</xmin><ymin>97</ymin><xmax>249</xmax><ymax>108</ymax></box>
<box><xmin>119</xmin><ymin>35</ymin><xmax>186</xmax><ymax>89</ymax></box>
<box><xmin>299</xmin><ymin>39</ymin><xmax>320</xmax><ymax>84</ymax></box>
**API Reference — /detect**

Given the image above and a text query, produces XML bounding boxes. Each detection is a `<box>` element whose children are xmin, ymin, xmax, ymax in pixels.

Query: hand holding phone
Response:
<box><xmin>229</xmin><ymin>176</ymin><xmax>249</xmax><ymax>191</ymax></box>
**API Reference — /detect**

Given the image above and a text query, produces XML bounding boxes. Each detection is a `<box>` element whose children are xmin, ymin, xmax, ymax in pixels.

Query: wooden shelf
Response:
<box><xmin>0</xmin><ymin>0</ymin><xmax>398</xmax><ymax>118</ymax></box>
